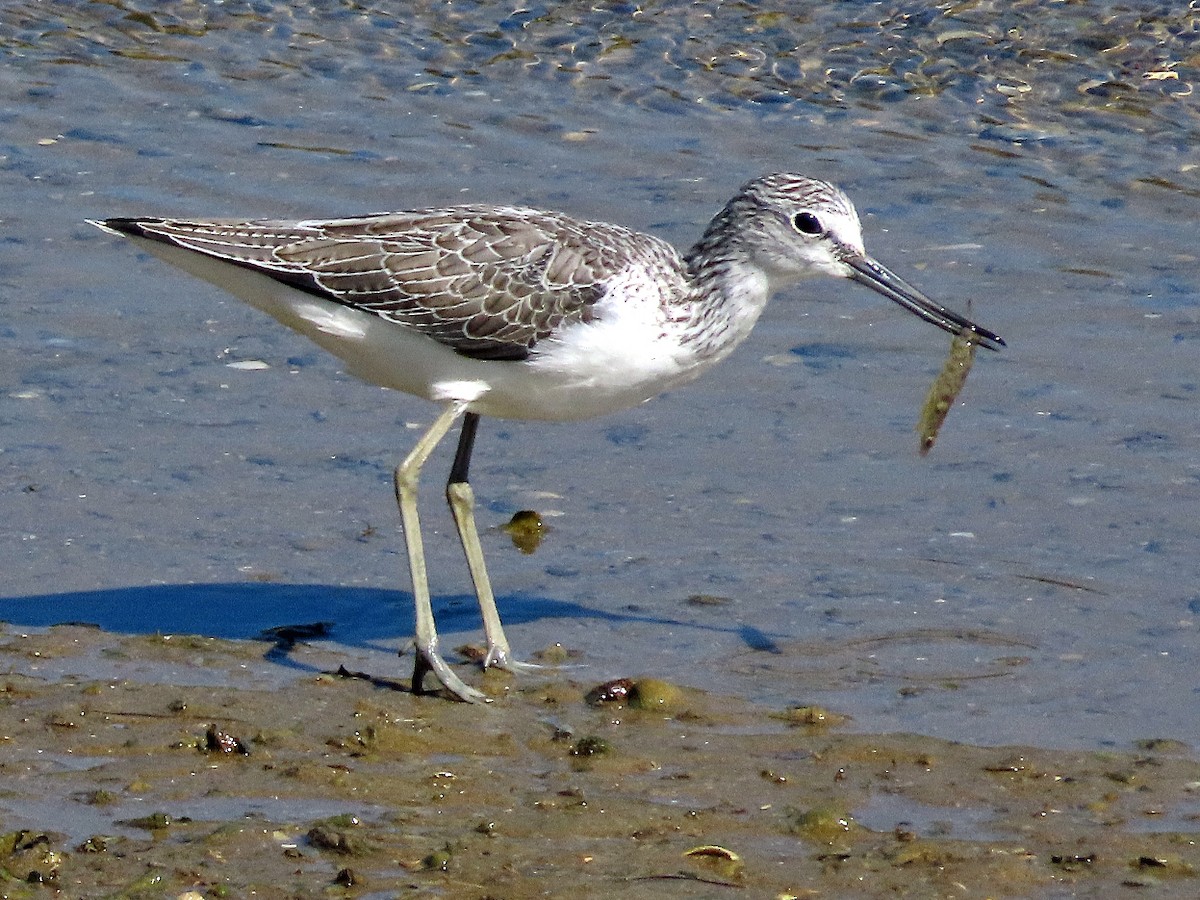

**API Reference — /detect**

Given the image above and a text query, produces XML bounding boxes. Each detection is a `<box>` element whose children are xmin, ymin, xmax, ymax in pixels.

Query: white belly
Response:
<box><xmin>128</xmin><ymin>236</ymin><xmax>712</xmax><ymax>423</ymax></box>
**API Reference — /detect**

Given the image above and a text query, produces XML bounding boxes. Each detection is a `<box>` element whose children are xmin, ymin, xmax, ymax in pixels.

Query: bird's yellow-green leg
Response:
<box><xmin>394</xmin><ymin>400</ymin><xmax>488</xmax><ymax>703</ymax></box>
<box><xmin>445</xmin><ymin>413</ymin><xmax>541</xmax><ymax>673</ymax></box>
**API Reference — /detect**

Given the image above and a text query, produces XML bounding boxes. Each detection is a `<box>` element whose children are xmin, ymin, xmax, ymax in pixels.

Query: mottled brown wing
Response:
<box><xmin>107</xmin><ymin>207</ymin><xmax>657</xmax><ymax>361</ymax></box>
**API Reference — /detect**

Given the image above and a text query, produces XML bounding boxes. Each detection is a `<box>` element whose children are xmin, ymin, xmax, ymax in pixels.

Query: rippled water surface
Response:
<box><xmin>3</xmin><ymin>1</ymin><xmax>1198</xmax><ymax>749</ymax></box>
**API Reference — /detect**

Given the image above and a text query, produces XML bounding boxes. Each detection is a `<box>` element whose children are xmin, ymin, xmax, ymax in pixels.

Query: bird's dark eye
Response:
<box><xmin>792</xmin><ymin>211</ymin><xmax>823</xmax><ymax>235</ymax></box>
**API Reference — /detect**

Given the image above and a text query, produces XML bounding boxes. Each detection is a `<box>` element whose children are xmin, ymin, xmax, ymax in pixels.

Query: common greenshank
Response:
<box><xmin>91</xmin><ymin>173</ymin><xmax>1004</xmax><ymax>703</ymax></box>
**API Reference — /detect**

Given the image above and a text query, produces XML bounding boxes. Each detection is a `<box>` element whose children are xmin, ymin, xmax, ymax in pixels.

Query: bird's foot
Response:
<box><xmin>410</xmin><ymin>643</ymin><xmax>491</xmax><ymax>704</ymax></box>
<box><xmin>482</xmin><ymin>644</ymin><xmax>543</xmax><ymax>674</ymax></box>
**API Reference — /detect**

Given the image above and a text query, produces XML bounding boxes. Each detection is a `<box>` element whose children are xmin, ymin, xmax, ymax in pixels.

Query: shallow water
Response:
<box><xmin>2</xmin><ymin>1</ymin><xmax>1199</xmax><ymax>751</ymax></box>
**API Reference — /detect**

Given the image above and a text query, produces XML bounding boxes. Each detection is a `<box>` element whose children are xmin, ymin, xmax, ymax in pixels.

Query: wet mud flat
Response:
<box><xmin>0</xmin><ymin>625</ymin><xmax>1197</xmax><ymax>899</ymax></box>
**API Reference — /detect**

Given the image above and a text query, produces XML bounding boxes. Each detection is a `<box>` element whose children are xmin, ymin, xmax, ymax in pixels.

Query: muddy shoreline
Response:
<box><xmin>1</xmin><ymin>625</ymin><xmax>1196</xmax><ymax>898</ymax></box>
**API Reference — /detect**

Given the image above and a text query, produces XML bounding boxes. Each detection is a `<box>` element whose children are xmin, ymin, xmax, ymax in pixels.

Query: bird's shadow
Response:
<box><xmin>0</xmin><ymin>583</ymin><xmax>758</xmax><ymax>686</ymax></box>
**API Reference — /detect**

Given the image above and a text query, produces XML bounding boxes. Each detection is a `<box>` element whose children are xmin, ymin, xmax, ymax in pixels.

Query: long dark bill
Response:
<box><xmin>846</xmin><ymin>255</ymin><xmax>1005</xmax><ymax>351</ymax></box>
